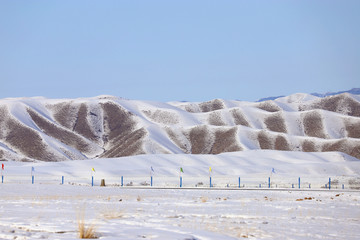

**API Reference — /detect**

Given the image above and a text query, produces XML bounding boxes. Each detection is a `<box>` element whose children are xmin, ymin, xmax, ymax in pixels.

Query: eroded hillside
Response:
<box><xmin>0</xmin><ymin>93</ymin><xmax>359</xmax><ymax>161</ymax></box>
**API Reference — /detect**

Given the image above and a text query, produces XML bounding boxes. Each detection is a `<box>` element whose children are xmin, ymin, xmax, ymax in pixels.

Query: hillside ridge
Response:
<box><xmin>0</xmin><ymin>92</ymin><xmax>360</xmax><ymax>161</ymax></box>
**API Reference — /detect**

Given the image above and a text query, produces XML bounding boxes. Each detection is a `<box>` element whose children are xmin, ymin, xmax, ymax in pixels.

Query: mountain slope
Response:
<box><xmin>257</xmin><ymin>88</ymin><xmax>360</xmax><ymax>102</ymax></box>
<box><xmin>0</xmin><ymin>93</ymin><xmax>360</xmax><ymax>162</ymax></box>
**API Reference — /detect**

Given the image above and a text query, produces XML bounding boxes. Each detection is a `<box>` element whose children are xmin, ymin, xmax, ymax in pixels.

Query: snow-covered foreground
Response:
<box><xmin>1</xmin><ymin>151</ymin><xmax>359</xmax><ymax>239</ymax></box>
<box><xmin>0</xmin><ymin>184</ymin><xmax>359</xmax><ymax>239</ymax></box>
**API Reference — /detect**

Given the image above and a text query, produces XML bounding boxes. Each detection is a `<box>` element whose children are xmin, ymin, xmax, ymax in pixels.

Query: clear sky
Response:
<box><xmin>0</xmin><ymin>1</ymin><xmax>359</xmax><ymax>102</ymax></box>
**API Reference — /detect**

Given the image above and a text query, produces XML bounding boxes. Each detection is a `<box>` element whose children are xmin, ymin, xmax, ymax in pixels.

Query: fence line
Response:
<box><xmin>1</xmin><ymin>173</ymin><xmax>359</xmax><ymax>190</ymax></box>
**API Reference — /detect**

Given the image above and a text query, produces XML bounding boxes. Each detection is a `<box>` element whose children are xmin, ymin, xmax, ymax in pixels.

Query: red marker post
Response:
<box><xmin>1</xmin><ymin>164</ymin><xmax>4</xmax><ymax>183</ymax></box>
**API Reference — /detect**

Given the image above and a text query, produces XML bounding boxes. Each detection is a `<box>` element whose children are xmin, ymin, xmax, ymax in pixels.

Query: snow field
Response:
<box><xmin>0</xmin><ymin>184</ymin><xmax>359</xmax><ymax>239</ymax></box>
<box><xmin>0</xmin><ymin>151</ymin><xmax>359</xmax><ymax>239</ymax></box>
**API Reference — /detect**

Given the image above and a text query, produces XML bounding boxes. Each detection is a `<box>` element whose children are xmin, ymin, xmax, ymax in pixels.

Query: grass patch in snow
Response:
<box><xmin>77</xmin><ymin>209</ymin><xmax>98</xmax><ymax>239</ymax></box>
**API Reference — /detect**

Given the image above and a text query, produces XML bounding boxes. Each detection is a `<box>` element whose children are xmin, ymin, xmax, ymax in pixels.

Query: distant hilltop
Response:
<box><xmin>257</xmin><ymin>88</ymin><xmax>360</xmax><ymax>102</ymax></box>
<box><xmin>0</xmin><ymin>91</ymin><xmax>359</xmax><ymax>162</ymax></box>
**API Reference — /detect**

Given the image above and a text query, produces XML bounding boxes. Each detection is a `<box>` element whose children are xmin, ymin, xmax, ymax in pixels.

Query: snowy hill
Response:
<box><xmin>0</xmin><ymin>92</ymin><xmax>360</xmax><ymax>162</ymax></box>
<box><xmin>257</xmin><ymin>88</ymin><xmax>360</xmax><ymax>102</ymax></box>
<box><xmin>311</xmin><ymin>88</ymin><xmax>360</xmax><ymax>98</ymax></box>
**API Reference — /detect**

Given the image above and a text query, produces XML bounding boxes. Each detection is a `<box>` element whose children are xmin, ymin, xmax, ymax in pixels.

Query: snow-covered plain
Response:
<box><xmin>1</xmin><ymin>150</ymin><xmax>360</xmax><ymax>239</ymax></box>
<box><xmin>0</xmin><ymin>184</ymin><xmax>359</xmax><ymax>239</ymax></box>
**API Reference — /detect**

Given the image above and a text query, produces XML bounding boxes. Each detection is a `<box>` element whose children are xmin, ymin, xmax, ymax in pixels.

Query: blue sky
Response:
<box><xmin>0</xmin><ymin>1</ymin><xmax>359</xmax><ymax>102</ymax></box>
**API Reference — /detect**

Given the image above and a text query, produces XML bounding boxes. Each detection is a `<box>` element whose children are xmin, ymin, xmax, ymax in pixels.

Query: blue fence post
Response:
<box><xmin>180</xmin><ymin>176</ymin><xmax>182</xmax><ymax>188</ymax></box>
<box><xmin>121</xmin><ymin>176</ymin><xmax>123</xmax><ymax>187</ymax></box>
<box><xmin>1</xmin><ymin>175</ymin><xmax>3</xmax><ymax>184</ymax></box>
<box><xmin>151</xmin><ymin>176</ymin><xmax>153</xmax><ymax>187</ymax></box>
<box><xmin>32</xmin><ymin>175</ymin><xmax>34</xmax><ymax>184</ymax></box>
<box><xmin>238</xmin><ymin>177</ymin><xmax>241</xmax><ymax>188</ymax></box>
<box><xmin>61</xmin><ymin>176</ymin><xmax>64</xmax><ymax>185</ymax></box>
<box><xmin>342</xmin><ymin>184</ymin><xmax>344</xmax><ymax>189</ymax></box>
<box><xmin>259</xmin><ymin>184</ymin><xmax>261</xmax><ymax>188</ymax></box>
<box><xmin>268</xmin><ymin>177</ymin><xmax>270</xmax><ymax>188</ymax></box>
<box><xmin>292</xmin><ymin>184</ymin><xmax>294</xmax><ymax>188</ymax></box>
<box><xmin>210</xmin><ymin>176</ymin><xmax>212</xmax><ymax>188</ymax></box>
<box><xmin>329</xmin><ymin>178</ymin><xmax>331</xmax><ymax>190</ymax></box>
<box><xmin>298</xmin><ymin>177</ymin><xmax>301</xmax><ymax>189</ymax></box>
<box><xmin>309</xmin><ymin>184</ymin><xmax>311</xmax><ymax>189</ymax></box>
<box><xmin>91</xmin><ymin>176</ymin><xmax>94</xmax><ymax>187</ymax></box>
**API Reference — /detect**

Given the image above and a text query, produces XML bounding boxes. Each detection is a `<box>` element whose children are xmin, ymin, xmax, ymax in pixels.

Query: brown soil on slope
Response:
<box><xmin>210</xmin><ymin>127</ymin><xmax>242</xmax><ymax>154</ymax></box>
<box><xmin>208</xmin><ymin>111</ymin><xmax>226</xmax><ymax>126</ymax></box>
<box><xmin>302</xmin><ymin>111</ymin><xmax>327</xmax><ymax>139</ymax></box>
<box><xmin>257</xmin><ymin>101</ymin><xmax>281</xmax><ymax>112</ymax></box>
<box><xmin>265</xmin><ymin>113</ymin><xmax>287</xmax><ymax>133</ymax></box>
<box><xmin>27</xmin><ymin>108</ymin><xmax>94</xmax><ymax>156</ymax></box>
<box><xmin>199</xmin><ymin>99</ymin><xmax>224</xmax><ymax>112</ymax></box>
<box><xmin>188</xmin><ymin>125</ymin><xmax>211</xmax><ymax>154</ymax></box>
<box><xmin>100</xmin><ymin>102</ymin><xmax>146</xmax><ymax>157</ymax></box>
<box><xmin>274</xmin><ymin>135</ymin><xmax>290</xmax><ymax>151</ymax></box>
<box><xmin>322</xmin><ymin>139</ymin><xmax>360</xmax><ymax>159</ymax></box>
<box><xmin>258</xmin><ymin>131</ymin><xmax>273</xmax><ymax>150</ymax></box>
<box><xmin>72</xmin><ymin>103</ymin><xmax>98</xmax><ymax>142</ymax></box>
<box><xmin>5</xmin><ymin>117</ymin><xmax>56</xmax><ymax>161</ymax></box>
<box><xmin>302</xmin><ymin>140</ymin><xmax>316</xmax><ymax>152</ymax></box>
<box><xmin>51</xmin><ymin>102</ymin><xmax>79</xmax><ymax>129</ymax></box>
<box><xmin>344</xmin><ymin>118</ymin><xmax>360</xmax><ymax>138</ymax></box>
<box><xmin>231</xmin><ymin>109</ymin><xmax>250</xmax><ymax>127</ymax></box>
<box><xmin>300</xmin><ymin>94</ymin><xmax>360</xmax><ymax>117</ymax></box>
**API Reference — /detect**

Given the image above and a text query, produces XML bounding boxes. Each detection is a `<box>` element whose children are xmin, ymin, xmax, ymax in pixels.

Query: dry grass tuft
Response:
<box><xmin>77</xmin><ymin>207</ymin><xmax>98</xmax><ymax>239</ymax></box>
<box><xmin>102</xmin><ymin>209</ymin><xmax>124</xmax><ymax>220</ymax></box>
<box><xmin>78</xmin><ymin>219</ymin><xmax>97</xmax><ymax>239</ymax></box>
